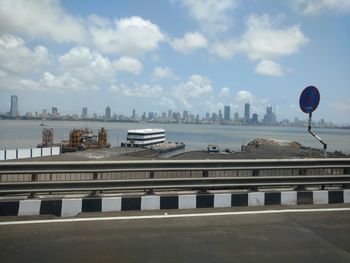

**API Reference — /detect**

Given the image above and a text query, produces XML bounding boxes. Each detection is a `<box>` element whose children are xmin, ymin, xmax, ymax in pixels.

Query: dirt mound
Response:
<box><xmin>247</xmin><ymin>138</ymin><xmax>301</xmax><ymax>148</ymax></box>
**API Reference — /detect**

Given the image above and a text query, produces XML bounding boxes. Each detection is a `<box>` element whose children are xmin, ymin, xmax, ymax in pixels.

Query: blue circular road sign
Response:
<box><xmin>299</xmin><ymin>86</ymin><xmax>320</xmax><ymax>113</ymax></box>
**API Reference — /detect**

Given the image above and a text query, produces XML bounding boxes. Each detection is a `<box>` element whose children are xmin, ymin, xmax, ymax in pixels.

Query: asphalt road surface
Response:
<box><xmin>1</xmin><ymin>206</ymin><xmax>350</xmax><ymax>263</ymax></box>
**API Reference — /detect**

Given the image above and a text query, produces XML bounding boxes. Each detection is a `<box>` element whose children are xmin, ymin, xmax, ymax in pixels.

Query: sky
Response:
<box><xmin>0</xmin><ymin>0</ymin><xmax>349</xmax><ymax>124</ymax></box>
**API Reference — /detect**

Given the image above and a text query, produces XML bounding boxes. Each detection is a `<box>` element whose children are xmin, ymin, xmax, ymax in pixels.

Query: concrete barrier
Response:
<box><xmin>1</xmin><ymin>190</ymin><xmax>349</xmax><ymax>217</ymax></box>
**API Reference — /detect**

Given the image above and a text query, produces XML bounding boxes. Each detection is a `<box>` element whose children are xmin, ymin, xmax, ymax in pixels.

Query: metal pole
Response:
<box><xmin>308</xmin><ymin>112</ymin><xmax>327</xmax><ymax>158</ymax></box>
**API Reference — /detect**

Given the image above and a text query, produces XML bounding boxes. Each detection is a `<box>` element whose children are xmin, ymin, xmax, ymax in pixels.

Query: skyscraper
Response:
<box><xmin>105</xmin><ymin>106</ymin><xmax>111</xmax><ymax>119</ymax></box>
<box><xmin>252</xmin><ymin>113</ymin><xmax>258</xmax><ymax>124</ymax></box>
<box><xmin>132</xmin><ymin>109</ymin><xmax>136</xmax><ymax>120</ymax></box>
<box><xmin>244</xmin><ymin>103</ymin><xmax>250</xmax><ymax>124</ymax></box>
<box><xmin>10</xmin><ymin>95</ymin><xmax>18</xmax><ymax>117</ymax></box>
<box><xmin>82</xmin><ymin>107</ymin><xmax>88</xmax><ymax>118</ymax></box>
<box><xmin>224</xmin><ymin>105</ymin><xmax>230</xmax><ymax>122</ymax></box>
<box><xmin>183</xmin><ymin>110</ymin><xmax>189</xmax><ymax>122</ymax></box>
<box><xmin>262</xmin><ymin>106</ymin><xmax>277</xmax><ymax>125</ymax></box>
<box><xmin>52</xmin><ymin>107</ymin><xmax>58</xmax><ymax>118</ymax></box>
<box><xmin>234</xmin><ymin>112</ymin><xmax>239</xmax><ymax>123</ymax></box>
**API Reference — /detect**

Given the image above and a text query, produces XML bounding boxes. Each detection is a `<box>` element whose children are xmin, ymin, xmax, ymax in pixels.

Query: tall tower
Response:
<box><xmin>82</xmin><ymin>107</ymin><xmax>88</xmax><ymax>118</ymax></box>
<box><xmin>244</xmin><ymin>103</ymin><xmax>250</xmax><ymax>124</ymax></box>
<box><xmin>105</xmin><ymin>106</ymin><xmax>111</xmax><ymax>119</ymax></box>
<box><xmin>224</xmin><ymin>105</ymin><xmax>231</xmax><ymax>122</ymax></box>
<box><xmin>10</xmin><ymin>95</ymin><xmax>18</xmax><ymax>117</ymax></box>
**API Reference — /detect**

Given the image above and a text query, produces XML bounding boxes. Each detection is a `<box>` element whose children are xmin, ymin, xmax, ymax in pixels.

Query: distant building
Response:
<box><xmin>205</xmin><ymin>113</ymin><xmax>210</xmax><ymax>121</ymax></box>
<box><xmin>234</xmin><ymin>112</ymin><xmax>239</xmax><ymax>123</ymax></box>
<box><xmin>212</xmin><ymin>112</ymin><xmax>218</xmax><ymax>122</ymax></box>
<box><xmin>82</xmin><ymin>107</ymin><xmax>88</xmax><ymax>118</ymax></box>
<box><xmin>52</xmin><ymin>107</ymin><xmax>58</xmax><ymax>118</ymax></box>
<box><xmin>105</xmin><ymin>106</ymin><xmax>111</xmax><ymax>119</ymax></box>
<box><xmin>244</xmin><ymin>103</ymin><xmax>250</xmax><ymax>124</ymax></box>
<box><xmin>42</xmin><ymin>109</ymin><xmax>48</xmax><ymax>118</ymax></box>
<box><xmin>224</xmin><ymin>106</ymin><xmax>230</xmax><ymax>122</ymax></box>
<box><xmin>183</xmin><ymin>110</ymin><xmax>189</xmax><ymax>122</ymax></box>
<box><xmin>218</xmin><ymin>110</ymin><xmax>223</xmax><ymax>122</ymax></box>
<box><xmin>10</xmin><ymin>95</ymin><xmax>18</xmax><ymax>117</ymax></box>
<box><xmin>132</xmin><ymin>109</ymin><xmax>136</xmax><ymax>120</ymax></box>
<box><xmin>262</xmin><ymin>106</ymin><xmax>277</xmax><ymax>125</ymax></box>
<box><xmin>168</xmin><ymin>109</ymin><xmax>172</xmax><ymax>120</ymax></box>
<box><xmin>252</xmin><ymin>113</ymin><xmax>258</xmax><ymax>124</ymax></box>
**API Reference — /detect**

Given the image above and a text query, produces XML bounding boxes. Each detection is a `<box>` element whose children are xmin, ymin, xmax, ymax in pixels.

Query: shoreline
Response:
<box><xmin>3</xmin><ymin>144</ymin><xmax>349</xmax><ymax>162</ymax></box>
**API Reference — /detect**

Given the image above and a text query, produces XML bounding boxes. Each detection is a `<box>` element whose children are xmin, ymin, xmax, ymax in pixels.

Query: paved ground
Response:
<box><xmin>0</xmin><ymin>205</ymin><xmax>350</xmax><ymax>263</ymax></box>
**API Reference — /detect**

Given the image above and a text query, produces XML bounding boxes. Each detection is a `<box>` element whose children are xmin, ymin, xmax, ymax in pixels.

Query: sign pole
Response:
<box><xmin>299</xmin><ymin>86</ymin><xmax>327</xmax><ymax>158</ymax></box>
<box><xmin>307</xmin><ymin>112</ymin><xmax>327</xmax><ymax>158</ymax></box>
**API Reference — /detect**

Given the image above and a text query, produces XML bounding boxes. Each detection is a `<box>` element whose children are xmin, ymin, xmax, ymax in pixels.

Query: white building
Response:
<box><xmin>126</xmin><ymin>129</ymin><xmax>165</xmax><ymax>147</ymax></box>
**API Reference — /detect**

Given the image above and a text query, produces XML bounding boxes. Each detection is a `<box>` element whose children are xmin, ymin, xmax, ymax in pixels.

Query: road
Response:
<box><xmin>1</xmin><ymin>205</ymin><xmax>350</xmax><ymax>263</ymax></box>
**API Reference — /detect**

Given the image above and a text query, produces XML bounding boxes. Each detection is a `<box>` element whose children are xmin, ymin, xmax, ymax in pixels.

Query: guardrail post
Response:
<box><xmin>91</xmin><ymin>172</ymin><xmax>99</xmax><ymax>196</ymax></box>
<box><xmin>250</xmin><ymin>170</ymin><xmax>259</xmax><ymax>191</ymax></box>
<box><xmin>297</xmin><ymin>169</ymin><xmax>306</xmax><ymax>190</ymax></box>
<box><xmin>198</xmin><ymin>170</ymin><xmax>209</xmax><ymax>193</ymax></box>
<box><xmin>29</xmin><ymin>173</ymin><xmax>38</xmax><ymax>198</ymax></box>
<box><xmin>146</xmin><ymin>171</ymin><xmax>155</xmax><ymax>195</ymax></box>
<box><xmin>202</xmin><ymin>170</ymin><xmax>208</xmax><ymax>177</ymax></box>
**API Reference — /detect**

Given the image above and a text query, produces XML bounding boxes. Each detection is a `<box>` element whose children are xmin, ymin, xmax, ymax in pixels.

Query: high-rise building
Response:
<box><xmin>252</xmin><ymin>113</ymin><xmax>258</xmax><ymax>124</ymax></box>
<box><xmin>42</xmin><ymin>109</ymin><xmax>48</xmax><ymax>118</ymax></box>
<box><xmin>205</xmin><ymin>113</ymin><xmax>210</xmax><ymax>121</ymax></box>
<box><xmin>168</xmin><ymin>109</ymin><xmax>172</xmax><ymax>120</ymax></box>
<box><xmin>183</xmin><ymin>110</ymin><xmax>189</xmax><ymax>122</ymax></box>
<box><xmin>224</xmin><ymin>106</ymin><xmax>230</xmax><ymax>122</ymax></box>
<box><xmin>218</xmin><ymin>110</ymin><xmax>223</xmax><ymax>122</ymax></box>
<box><xmin>244</xmin><ymin>103</ymin><xmax>250</xmax><ymax>124</ymax></box>
<box><xmin>105</xmin><ymin>106</ymin><xmax>111</xmax><ymax>119</ymax></box>
<box><xmin>82</xmin><ymin>107</ymin><xmax>88</xmax><ymax>118</ymax></box>
<box><xmin>10</xmin><ymin>95</ymin><xmax>18</xmax><ymax>117</ymax></box>
<box><xmin>52</xmin><ymin>107</ymin><xmax>58</xmax><ymax>118</ymax></box>
<box><xmin>262</xmin><ymin>106</ymin><xmax>277</xmax><ymax>125</ymax></box>
<box><xmin>132</xmin><ymin>109</ymin><xmax>136</xmax><ymax>120</ymax></box>
<box><xmin>234</xmin><ymin>112</ymin><xmax>239</xmax><ymax>123</ymax></box>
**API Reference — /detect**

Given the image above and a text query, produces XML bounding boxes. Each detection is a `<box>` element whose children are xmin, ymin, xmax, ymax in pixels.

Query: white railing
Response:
<box><xmin>0</xmin><ymin>147</ymin><xmax>61</xmax><ymax>161</ymax></box>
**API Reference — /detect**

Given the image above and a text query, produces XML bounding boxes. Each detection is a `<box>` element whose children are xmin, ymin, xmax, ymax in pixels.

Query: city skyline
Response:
<box><xmin>1</xmin><ymin>94</ymin><xmax>339</xmax><ymax>128</ymax></box>
<box><xmin>0</xmin><ymin>1</ymin><xmax>349</xmax><ymax>124</ymax></box>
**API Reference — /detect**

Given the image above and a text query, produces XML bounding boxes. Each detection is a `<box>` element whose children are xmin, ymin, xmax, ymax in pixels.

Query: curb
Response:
<box><xmin>1</xmin><ymin>190</ymin><xmax>349</xmax><ymax>217</ymax></box>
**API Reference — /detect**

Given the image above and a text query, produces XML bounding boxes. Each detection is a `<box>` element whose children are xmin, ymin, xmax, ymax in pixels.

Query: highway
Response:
<box><xmin>1</xmin><ymin>205</ymin><xmax>350</xmax><ymax>262</ymax></box>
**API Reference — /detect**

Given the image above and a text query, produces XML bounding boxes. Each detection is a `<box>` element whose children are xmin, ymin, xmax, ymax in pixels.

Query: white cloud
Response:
<box><xmin>176</xmin><ymin>0</ymin><xmax>238</xmax><ymax>34</ymax></box>
<box><xmin>0</xmin><ymin>34</ymin><xmax>51</xmax><ymax>76</ymax></box>
<box><xmin>0</xmin><ymin>0</ymin><xmax>87</xmax><ymax>43</ymax></box>
<box><xmin>152</xmin><ymin>66</ymin><xmax>176</xmax><ymax>79</ymax></box>
<box><xmin>39</xmin><ymin>72</ymin><xmax>86</xmax><ymax>92</ymax></box>
<box><xmin>331</xmin><ymin>98</ymin><xmax>350</xmax><ymax>111</ymax></box>
<box><xmin>290</xmin><ymin>0</ymin><xmax>350</xmax><ymax>15</ymax></box>
<box><xmin>170</xmin><ymin>32</ymin><xmax>207</xmax><ymax>53</ymax></box>
<box><xmin>88</xmin><ymin>15</ymin><xmax>165</xmax><ymax>56</ymax></box>
<box><xmin>58</xmin><ymin>46</ymin><xmax>116</xmax><ymax>86</ymax></box>
<box><xmin>158</xmin><ymin>97</ymin><xmax>177</xmax><ymax>109</ymax></box>
<box><xmin>255</xmin><ymin>60</ymin><xmax>284</xmax><ymax>76</ymax></box>
<box><xmin>234</xmin><ymin>90</ymin><xmax>255</xmax><ymax>103</ymax></box>
<box><xmin>173</xmin><ymin>74</ymin><xmax>212</xmax><ymax>108</ymax></box>
<box><xmin>113</xmin><ymin>83</ymin><xmax>163</xmax><ymax>97</ymax></box>
<box><xmin>211</xmin><ymin>14</ymin><xmax>309</xmax><ymax>60</ymax></box>
<box><xmin>112</xmin><ymin>57</ymin><xmax>143</xmax><ymax>75</ymax></box>
<box><xmin>219</xmin><ymin>87</ymin><xmax>231</xmax><ymax>98</ymax></box>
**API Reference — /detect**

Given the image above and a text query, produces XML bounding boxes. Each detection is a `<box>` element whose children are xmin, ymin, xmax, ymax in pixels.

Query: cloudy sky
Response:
<box><xmin>0</xmin><ymin>0</ymin><xmax>349</xmax><ymax>124</ymax></box>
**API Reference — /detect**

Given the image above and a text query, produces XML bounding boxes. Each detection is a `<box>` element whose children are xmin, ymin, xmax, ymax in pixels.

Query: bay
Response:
<box><xmin>0</xmin><ymin>120</ymin><xmax>349</xmax><ymax>154</ymax></box>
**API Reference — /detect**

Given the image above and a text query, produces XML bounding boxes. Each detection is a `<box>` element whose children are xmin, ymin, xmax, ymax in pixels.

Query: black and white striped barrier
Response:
<box><xmin>1</xmin><ymin>190</ymin><xmax>349</xmax><ymax>217</ymax></box>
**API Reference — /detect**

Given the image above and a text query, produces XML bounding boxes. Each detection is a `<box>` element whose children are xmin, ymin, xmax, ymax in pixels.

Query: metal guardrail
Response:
<box><xmin>0</xmin><ymin>175</ymin><xmax>349</xmax><ymax>194</ymax></box>
<box><xmin>1</xmin><ymin>159</ymin><xmax>350</xmax><ymax>174</ymax></box>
